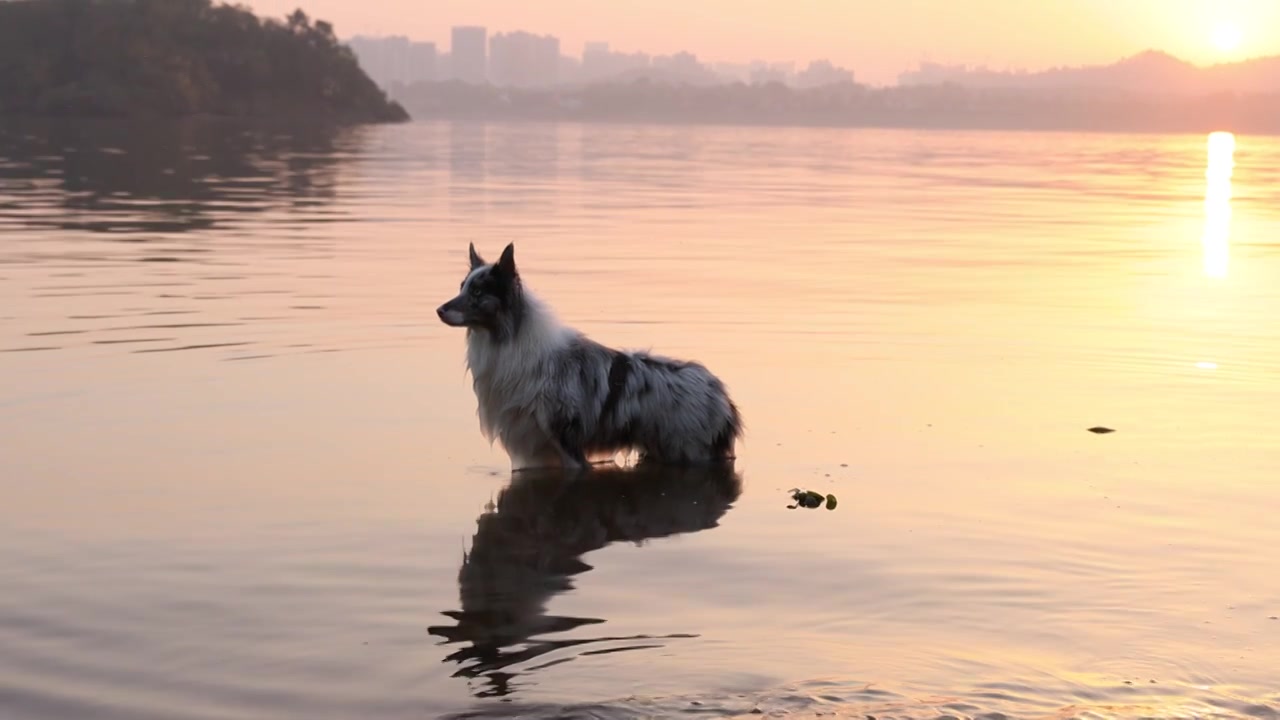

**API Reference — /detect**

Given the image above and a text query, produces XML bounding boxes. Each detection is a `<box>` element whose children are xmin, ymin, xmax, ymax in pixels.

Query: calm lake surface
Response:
<box><xmin>2</xmin><ymin>120</ymin><xmax>1279</xmax><ymax>720</ymax></box>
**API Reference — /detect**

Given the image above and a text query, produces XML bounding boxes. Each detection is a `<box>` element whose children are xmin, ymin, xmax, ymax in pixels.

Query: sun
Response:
<box><xmin>1211</xmin><ymin>22</ymin><xmax>1243</xmax><ymax>54</ymax></box>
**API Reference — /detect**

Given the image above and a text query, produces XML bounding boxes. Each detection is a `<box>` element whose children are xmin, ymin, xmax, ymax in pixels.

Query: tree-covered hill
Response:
<box><xmin>0</xmin><ymin>0</ymin><xmax>409</xmax><ymax>123</ymax></box>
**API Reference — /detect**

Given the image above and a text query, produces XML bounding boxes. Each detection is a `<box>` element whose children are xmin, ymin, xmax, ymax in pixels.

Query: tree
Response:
<box><xmin>0</xmin><ymin>0</ymin><xmax>409</xmax><ymax>122</ymax></box>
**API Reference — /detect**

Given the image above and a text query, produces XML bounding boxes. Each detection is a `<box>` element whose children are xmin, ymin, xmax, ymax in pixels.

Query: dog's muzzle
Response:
<box><xmin>437</xmin><ymin>299</ymin><xmax>467</xmax><ymax>327</ymax></box>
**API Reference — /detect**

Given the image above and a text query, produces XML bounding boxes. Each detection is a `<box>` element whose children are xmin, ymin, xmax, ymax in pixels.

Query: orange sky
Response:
<box><xmin>242</xmin><ymin>0</ymin><xmax>1280</xmax><ymax>85</ymax></box>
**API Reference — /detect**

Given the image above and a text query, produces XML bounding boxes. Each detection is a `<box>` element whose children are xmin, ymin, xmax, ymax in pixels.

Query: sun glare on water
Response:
<box><xmin>1211</xmin><ymin>22</ymin><xmax>1243</xmax><ymax>53</ymax></box>
<box><xmin>1202</xmin><ymin>131</ymin><xmax>1234</xmax><ymax>279</ymax></box>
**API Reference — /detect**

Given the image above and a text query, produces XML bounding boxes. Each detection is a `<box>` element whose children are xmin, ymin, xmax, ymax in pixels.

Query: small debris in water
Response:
<box><xmin>787</xmin><ymin>489</ymin><xmax>824</xmax><ymax>509</ymax></box>
<box><xmin>787</xmin><ymin>489</ymin><xmax>837</xmax><ymax>510</ymax></box>
<box><xmin>1088</xmin><ymin>426</ymin><xmax>1116</xmax><ymax>434</ymax></box>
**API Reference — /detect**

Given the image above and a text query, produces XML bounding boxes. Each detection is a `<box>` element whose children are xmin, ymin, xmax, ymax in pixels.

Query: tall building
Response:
<box><xmin>450</xmin><ymin>26</ymin><xmax>487</xmax><ymax>84</ymax></box>
<box><xmin>489</xmin><ymin>31</ymin><xmax>560</xmax><ymax>87</ymax></box>
<box><xmin>582</xmin><ymin>42</ymin><xmax>612</xmax><ymax>82</ymax></box>
<box><xmin>532</xmin><ymin>34</ymin><xmax>561</xmax><ymax>86</ymax></box>
<box><xmin>409</xmin><ymin>41</ymin><xmax>438</xmax><ymax>84</ymax></box>
<box><xmin>558</xmin><ymin>55</ymin><xmax>582</xmax><ymax>85</ymax></box>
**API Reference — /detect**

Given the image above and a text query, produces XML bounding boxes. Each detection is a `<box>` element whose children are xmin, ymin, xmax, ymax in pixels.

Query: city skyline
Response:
<box><xmin>239</xmin><ymin>0</ymin><xmax>1280</xmax><ymax>86</ymax></box>
<box><xmin>347</xmin><ymin>27</ymin><xmax>857</xmax><ymax>91</ymax></box>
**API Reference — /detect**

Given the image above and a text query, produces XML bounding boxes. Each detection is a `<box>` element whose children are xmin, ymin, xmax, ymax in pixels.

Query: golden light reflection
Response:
<box><xmin>1201</xmin><ymin>131</ymin><xmax>1234</xmax><ymax>279</ymax></box>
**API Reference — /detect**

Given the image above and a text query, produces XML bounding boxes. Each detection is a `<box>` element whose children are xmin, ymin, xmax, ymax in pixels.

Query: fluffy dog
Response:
<box><xmin>437</xmin><ymin>243</ymin><xmax>742</xmax><ymax>470</ymax></box>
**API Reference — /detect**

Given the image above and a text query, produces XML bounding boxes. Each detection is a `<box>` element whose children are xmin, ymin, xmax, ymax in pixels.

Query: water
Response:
<box><xmin>2</xmin><ymin>119</ymin><xmax>1279</xmax><ymax>719</ymax></box>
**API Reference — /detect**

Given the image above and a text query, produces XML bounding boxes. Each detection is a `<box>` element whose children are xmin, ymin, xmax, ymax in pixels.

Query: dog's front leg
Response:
<box><xmin>551</xmin><ymin>416</ymin><xmax>589</xmax><ymax>470</ymax></box>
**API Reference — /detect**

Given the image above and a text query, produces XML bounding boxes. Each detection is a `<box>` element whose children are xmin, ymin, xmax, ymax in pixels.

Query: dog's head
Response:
<box><xmin>437</xmin><ymin>242</ymin><xmax>521</xmax><ymax>332</ymax></box>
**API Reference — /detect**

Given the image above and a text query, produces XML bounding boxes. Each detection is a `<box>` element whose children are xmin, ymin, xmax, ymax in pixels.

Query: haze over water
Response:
<box><xmin>2</xmin><ymin>120</ymin><xmax>1279</xmax><ymax>719</ymax></box>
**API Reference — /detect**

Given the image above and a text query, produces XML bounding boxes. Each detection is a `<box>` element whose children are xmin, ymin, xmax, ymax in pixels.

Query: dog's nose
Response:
<box><xmin>435</xmin><ymin>306</ymin><xmax>446</xmax><ymax>320</ymax></box>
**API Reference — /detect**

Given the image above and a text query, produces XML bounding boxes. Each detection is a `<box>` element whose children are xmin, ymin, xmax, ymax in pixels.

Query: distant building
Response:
<box><xmin>749</xmin><ymin>60</ymin><xmax>793</xmax><ymax>85</ymax></box>
<box><xmin>582</xmin><ymin>42</ymin><xmax>612</xmax><ymax>82</ymax></box>
<box><xmin>489</xmin><ymin>31</ymin><xmax>560</xmax><ymax>87</ymax></box>
<box><xmin>581</xmin><ymin>42</ymin><xmax>650</xmax><ymax>83</ymax></box>
<box><xmin>652</xmin><ymin>51</ymin><xmax>702</xmax><ymax>75</ymax></box>
<box><xmin>649</xmin><ymin>51</ymin><xmax>717</xmax><ymax>84</ymax></box>
<box><xmin>412</xmin><ymin>41</ymin><xmax>437</xmax><ymax>84</ymax></box>
<box><xmin>451</xmin><ymin>26</ymin><xmax>487</xmax><ymax>84</ymax></box>
<box><xmin>897</xmin><ymin>62</ymin><xmax>1030</xmax><ymax>87</ymax></box>
<box><xmin>898</xmin><ymin>62</ymin><xmax>967</xmax><ymax>86</ymax></box>
<box><xmin>534</xmin><ymin>35</ymin><xmax>560</xmax><ymax>86</ymax></box>
<box><xmin>558</xmin><ymin>55</ymin><xmax>582</xmax><ymax>85</ymax></box>
<box><xmin>794</xmin><ymin>59</ymin><xmax>855</xmax><ymax>88</ymax></box>
<box><xmin>712</xmin><ymin>62</ymin><xmax>752</xmax><ymax>84</ymax></box>
<box><xmin>347</xmin><ymin>36</ymin><xmax>436</xmax><ymax>87</ymax></box>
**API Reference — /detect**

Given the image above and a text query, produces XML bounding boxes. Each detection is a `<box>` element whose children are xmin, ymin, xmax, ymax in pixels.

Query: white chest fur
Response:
<box><xmin>464</xmin><ymin>298</ymin><xmax>575</xmax><ymax>469</ymax></box>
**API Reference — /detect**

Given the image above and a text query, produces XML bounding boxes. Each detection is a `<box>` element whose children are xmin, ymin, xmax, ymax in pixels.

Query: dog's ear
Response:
<box><xmin>496</xmin><ymin>243</ymin><xmax>517</xmax><ymax>277</ymax></box>
<box><xmin>468</xmin><ymin>243</ymin><xmax>485</xmax><ymax>270</ymax></box>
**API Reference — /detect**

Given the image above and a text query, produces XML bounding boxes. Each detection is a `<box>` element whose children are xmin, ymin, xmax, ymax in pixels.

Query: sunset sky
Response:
<box><xmin>241</xmin><ymin>0</ymin><xmax>1280</xmax><ymax>85</ymax></box>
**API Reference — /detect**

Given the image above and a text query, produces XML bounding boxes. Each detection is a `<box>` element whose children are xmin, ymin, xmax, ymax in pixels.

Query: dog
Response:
<box><xmin>436</xmin><ymin>242</ymin><xmax>742</xmax><ymax>471</ymax></box>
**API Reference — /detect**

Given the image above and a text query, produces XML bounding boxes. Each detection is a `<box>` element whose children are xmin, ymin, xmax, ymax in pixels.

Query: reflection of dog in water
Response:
<box><xmin>428</xmin><ymin>462</ymin><xmax>743</xmax><ymax>698</ymax></box>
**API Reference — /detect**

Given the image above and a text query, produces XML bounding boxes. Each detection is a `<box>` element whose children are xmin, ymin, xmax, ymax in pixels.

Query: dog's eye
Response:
<box><xmin>470</xmin><ymin>287</ymin><xmax>482</xmax><ymax>298</ymax></box>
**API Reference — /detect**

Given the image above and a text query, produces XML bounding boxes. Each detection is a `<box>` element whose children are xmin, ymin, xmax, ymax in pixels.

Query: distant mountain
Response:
<box><xmin>899</xmin><ymin>50</ymin><xmax>1280</xmax><ymax>96</ymax></box>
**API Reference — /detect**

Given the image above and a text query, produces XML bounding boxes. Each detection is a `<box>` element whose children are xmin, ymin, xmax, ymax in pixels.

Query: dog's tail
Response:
<box><xmin>712</xmin><ymin>397</ymin><xmax>743</xmax><ymax>458</ymax></box>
